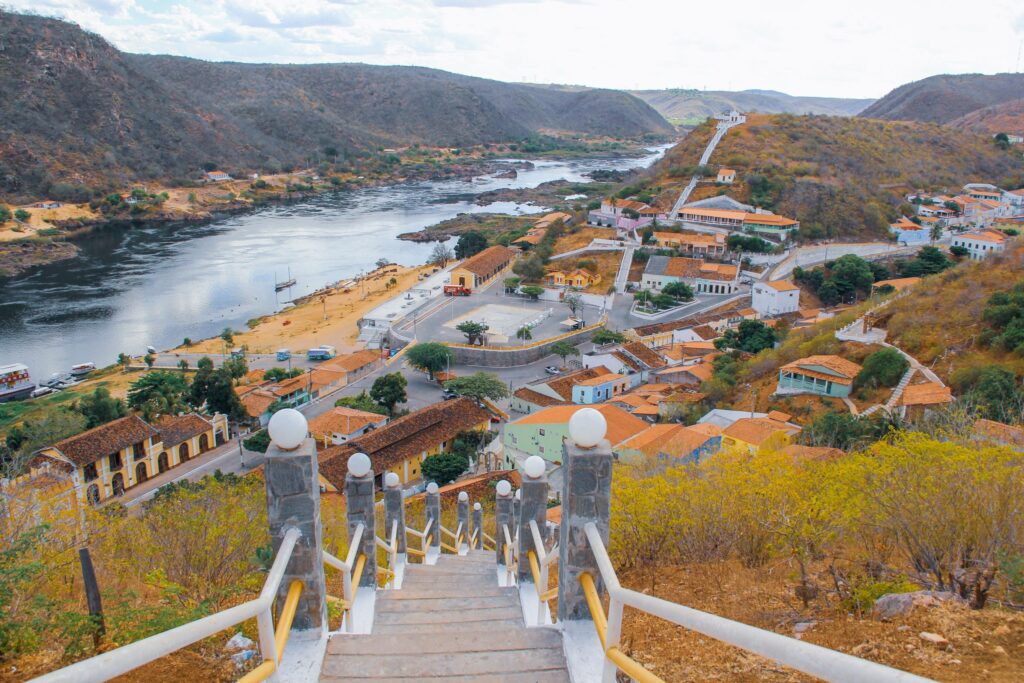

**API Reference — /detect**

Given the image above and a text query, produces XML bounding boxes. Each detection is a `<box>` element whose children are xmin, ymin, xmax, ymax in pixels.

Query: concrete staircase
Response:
<box><xmin>320</xmin><ymin>550</ymin><xmax>569</xmax><ymax>682</ymax></box>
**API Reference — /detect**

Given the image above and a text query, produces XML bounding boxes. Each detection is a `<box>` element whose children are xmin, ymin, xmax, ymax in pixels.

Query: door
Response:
<box><xmin>87</xmin><ymin>484</ymin><xmax>100</xmax><ymax>506</ymax></box>
<box><xmin>111</xmin><ymin>473</ymin><xmax>125</xmax><ymax>497</ymax></box>
<box><xmin>179</xmin><ymin>442</ymin><xmax>190</xmax><ymax>462</ymax></box>
<box><xmin>135</xmin><ymin>462</ymin><xmax>148</xmax><ymax>484</ymax></box>
<box><xmin>158</xmin><ymin>452</ymin><xmax>169</xmax><ymax>473</ymax></box>
<box><xmin>199</xmin><ymin>433</ymin><xmax>210</xmax><ymax>453</ymax></box>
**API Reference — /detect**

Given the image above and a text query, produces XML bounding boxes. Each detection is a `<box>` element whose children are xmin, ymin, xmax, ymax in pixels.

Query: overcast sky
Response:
<box><xmin>9</xmin><ymin>0</ymin><xmax>1024</xmax><ymax>98</ymax></box>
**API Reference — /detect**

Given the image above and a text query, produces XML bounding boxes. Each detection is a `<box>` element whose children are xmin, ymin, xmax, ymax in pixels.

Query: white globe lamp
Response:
<box><xmin>384</xmin><ymin>472</ymin><xmax>400</xmax><ymax>488</ymax></box>
<box><xmin>267</xmin><ymin>408</ymin><xmax>307</xmax><ymax>451</ymax></box>
<box><xmin>426</xmin><ymin>482</ymin><xmax>439</xmax><ymax>494</ymax></box>
<box><xmin>473</xmin><ymin>502</ymin><xmax>481</xmax><ymax>510</ymax></box>
<box><xmin>347</xmin><ymin>452</ymin><xmax>372</xmax><ymax>478</ymax></box>
<box><xmin>569</xmin><ymin>407</ymin><xmax>607</xmax><ymax>449</ymax></box>
<box><xmin>524</xmin><ymin>455</ymin><xmax>546</xmax><ymax>479</ymax></box>
<box><xmin>458</xmin><ymin>491</ymin><xmax>469</xmax><ymax>502</ymax></box>
<box><xmin>496</xmin><ymin>480</ymin><xmax>512</xmax><ymax>496</ymax></box>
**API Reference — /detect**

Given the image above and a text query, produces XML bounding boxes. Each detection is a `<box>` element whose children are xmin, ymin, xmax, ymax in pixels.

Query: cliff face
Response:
<box><xmin>0</xmin><ymin>11</ymin><xmax>673</xmax><ymax>202</ymax></box>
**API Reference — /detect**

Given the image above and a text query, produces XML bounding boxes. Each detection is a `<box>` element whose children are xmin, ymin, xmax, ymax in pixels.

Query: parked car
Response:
<box><xmin>544</xmin><ymin>366</ymin><xmax>560</xmax><ymax>375</ymax></box>
<box><xmin>441</xmin><ymin>389</ymin><xmax>460</xmax><ymax>400</ymax></box>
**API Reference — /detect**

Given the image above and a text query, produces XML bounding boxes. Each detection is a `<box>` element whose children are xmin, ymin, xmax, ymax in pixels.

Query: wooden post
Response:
<box><xmin>78</xmin><ymin>547</ymin><xmax>105</xmax><ymax>645</ymax></box>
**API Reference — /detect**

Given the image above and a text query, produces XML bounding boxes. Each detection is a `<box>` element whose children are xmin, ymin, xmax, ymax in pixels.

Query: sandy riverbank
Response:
<box><xmin>180</xmin><ymin>263</ymin><xmax>434</xmax><ymax>356</ymax></box>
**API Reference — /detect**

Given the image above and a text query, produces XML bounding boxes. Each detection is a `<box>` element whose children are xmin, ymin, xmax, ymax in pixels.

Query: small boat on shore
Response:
<box><xmin>71</xmin><ymin>362</ymin><xmax>96</xmax><ymax>377</ymax></box>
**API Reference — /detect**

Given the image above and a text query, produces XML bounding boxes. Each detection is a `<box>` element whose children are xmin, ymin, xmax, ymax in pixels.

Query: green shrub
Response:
<box><xmin>842</xmin><ymin>577</ymin><xmax>920</xmax><ymax>614</ymax></box>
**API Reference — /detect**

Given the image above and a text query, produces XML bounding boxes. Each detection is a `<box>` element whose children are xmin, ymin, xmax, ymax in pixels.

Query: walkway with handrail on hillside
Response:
<box><xmin>34</xmin><ymin>406</ymin><xmax>940</xmax><ymax>683</ymax></box>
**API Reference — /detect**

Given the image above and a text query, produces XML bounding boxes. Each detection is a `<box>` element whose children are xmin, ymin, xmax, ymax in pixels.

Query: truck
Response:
<box><xmin>443</xmin><ymin>284</ymin><xmax>472</xmax><ymax>296</ymax></box>
<box><xmin>306</xmin><ymin>345</ymin><xmax>337</xmax><ymax>361</ymax></box>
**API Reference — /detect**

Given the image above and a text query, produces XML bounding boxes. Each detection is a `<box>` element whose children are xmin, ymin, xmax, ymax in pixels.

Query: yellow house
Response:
<box><xmin>548</xmin><ymin>269</ymin><xmax>601</xmax><ymax>288</ymax></box>
<box><xmin>720</xmin><ymin>413</ymin><xmax>801</xmax><ymax>453</ymax></box>
<box><xmin>318</xmin><ymin>397</ymin><xmax>492</xmax><ymax>490</ymax></box>
<box><xmin>448</xmin><ymin>245</ymin><xmax>514</xmax><ymax>290</ymax></box>
<box><xmin>34</xmin><ymin>413</ymin><xmax>227</xmax><ymax>506</ymax></box>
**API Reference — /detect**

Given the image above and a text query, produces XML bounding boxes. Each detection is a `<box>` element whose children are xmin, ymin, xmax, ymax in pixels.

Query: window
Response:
<box><xmin>83</xmin><ymin>463</ymin><xmax>98</xmax><ymax>482</ymax></box>
<box><xmin>538</xmin><ymin>428</ymin><xmax>545</xmax><ymax>436</ymax></box>
<box><xmin>132</xmin><ymin>442</ymin><xmax>145</xmax><ymax>460</ymax></box>
<box><xmin>109</xmin><ymin>452</ymin><xmax>123</xmax><ymax>471</ymax></box>
<box><xmin>539</xmin><ymin>446</ymin><xmax>545</xmax><ymax>453</ymax></box>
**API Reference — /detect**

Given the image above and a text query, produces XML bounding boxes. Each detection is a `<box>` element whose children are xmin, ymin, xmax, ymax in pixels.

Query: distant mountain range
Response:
<box><xmin>860</xmin><ymin>73</ymin><xmax>1024</xmax><ymax>128</ymax></box>
<box><xmin>628</xmin><ymin>89</ymin><xmax>874</xmax><ymax>125</ymax></box>
<box><xmin>0</xmin><ymin>11</ymin><xmax>673</xmax><ymax>202</ymax></box>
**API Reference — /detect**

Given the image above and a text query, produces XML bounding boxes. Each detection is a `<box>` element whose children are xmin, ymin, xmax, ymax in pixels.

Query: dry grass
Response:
<box><xmin>552</xmin><ymin>226</ymin><xmax>619</xmax><ymax>255</ymax></box>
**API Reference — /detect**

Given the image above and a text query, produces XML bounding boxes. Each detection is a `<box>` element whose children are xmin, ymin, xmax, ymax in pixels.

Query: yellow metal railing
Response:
<box><xmin>238</xmin><ymin>580</ymin><xmax>305</xmax><ymax>683</ymax></box>
<box><xmin>580</xmin><ymin>571</ymin><xmax>662</xmax><ymax>683</ymax></box>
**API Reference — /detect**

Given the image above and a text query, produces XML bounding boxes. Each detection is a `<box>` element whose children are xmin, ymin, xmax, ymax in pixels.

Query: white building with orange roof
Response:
<box><xmin>716</xmin><ymin>168</ymin><xmax>736</xmax><ymax>184</ymax></box>
<box><xmin>752</xmin><ymin>279</ymin><xmax>800</xmax><ymax>316</ymax></box>
<box><xmin>777</xmin><ymin>355</ymin><xmax>862</xmax><ymax>398</ymax></box>
<box><xmin>951</xmin><ymin>229</ymin><xmax>1008</xmax><ymax>260</ymax></box>
<box><xmin>307</xmin><ymin>406</ymin><xmax>389</xmax><ymax>447</ymax></box>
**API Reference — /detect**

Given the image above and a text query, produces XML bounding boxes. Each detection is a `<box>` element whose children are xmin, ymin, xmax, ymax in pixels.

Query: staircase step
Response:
<box><xmin>327</xmin><ymin>627</ymin><xmax>562</xmax><ymax>656</ymax></box>
<box><xmin>375</xmin><ymin>605</ymin><xmax>522</xmax><ymax>626</ymax></box>
<box><xmin>372</xmin><ymin>618</ymin><xmax>525</xmax><ymax>635</ymax></box>
<box><xmin>380</xmin><ymin>586</ymin><xmax>513</xmax><ymax>600</ymax></box>
<box><xmin>320</xmin><ymin>647</ymin><xmax>567</xmax><ymax>679</ymax></box>
<box><xmin>377</xmin><ymin>595</ymin><xmax>516</xmax><ymax>612</ymax></box>
<box><xmin>321</xmin><ymin>670</ymin><xmax>571</xmax><ymax>683</ymax></box>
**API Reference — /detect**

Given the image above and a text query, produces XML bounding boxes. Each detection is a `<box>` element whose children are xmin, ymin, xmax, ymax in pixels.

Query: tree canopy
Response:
<box><xmin>444</xmin><ymin>372</ymin><xmax>509</xmax><ymax>402</ymax></box>
<box><xmin>369</xmin><ymin>373</ymin><xmax>408</xmax><ymax>414</ymax></box>
<box><xmin>454</xmin><ymin>231</ymin><xmax>488</xmax><ymax>259</ymax></box>
<box><xmin>77</xmin><ymin>387</ymin><xmax>127</xmax><ymax>428</ymax></box>
<box><xmin>128</xmin><ymin>371</ymin><xmax>191</xmax><ymax>420</ymax></box>
<box><xmin>714</xmin><ymin>320</ymin><xmax>778</xmax><ymax>354</ymax></box>
<box><xmin>455</xmin><ymin>320</ymin><xmax>489</xmax><ymax>345</ymax></box>
<box><xmin>405</xmin><ymin>342</ymin><xmax>453</xmax><ymax>380</ymax></box>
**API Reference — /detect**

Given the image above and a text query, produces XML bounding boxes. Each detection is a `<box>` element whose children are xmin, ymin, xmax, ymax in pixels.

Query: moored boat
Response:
<box><xmin>0</xmin><ymin>363</ymin><xmax>36</xmax><ymax>402</ymax></box>
<box><xmin>70</xmin><ymin>362</ymin><xmax>96</xmax><ymax>377</ymax></box>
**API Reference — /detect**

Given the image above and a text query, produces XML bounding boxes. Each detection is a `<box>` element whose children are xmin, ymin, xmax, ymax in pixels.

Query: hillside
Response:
<box><xmin>860</xmin><ymin>73</ymin><xmax>1024</xmax><ymax>124</ymax></box>
<box><xmin>949</xmin><ymin>98</ymin><xmax>1024</xmax><ymax>135</ymax></box>
<box><xmin>650</xmin><ymin>113</ymin><xmax>1024</xmax><ymax>239</ymax></box>
<box><xmin>630</xmin><ymin>88</ymin><xmax>873</xmax><ymax>126</ymax></box>
<box><xmin>0</xmin><ymin>10</ymin><xmax>672</xmax><ymax>202</ymax></box>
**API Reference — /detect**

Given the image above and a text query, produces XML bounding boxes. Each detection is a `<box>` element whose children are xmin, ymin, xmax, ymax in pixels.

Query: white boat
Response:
<box><xmin>0</xmin><ymin>364</ymin><xmax>36</xmax><ymax>402</ymax></box>
<box><xmin>70</xmin><ymin>362</ymin><xmax>96</xmax><ymax>377</ymax></box>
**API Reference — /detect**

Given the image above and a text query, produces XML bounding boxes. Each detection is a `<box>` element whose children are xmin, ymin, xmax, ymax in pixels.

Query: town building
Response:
<box><xmin>511</xmin><ymin>366</ymin><xmax>620</xmax><ymax>413</ymax></box>
<box><xmin>777</xmin><ymin>355</ymin><xmax>862</xmax><ymax>398</ymax></box>
<box><xmin>721</xmin><ymin>413</ymin><xmax>801</xmax><ymax>453</ymax></box>
<box><xmin>570</xmin><ymin>372</ymin><xmax>630</xmax><ymax>404</ymax></box>
<box><xmin>652</xmin><ymin>361</ymin><xmax>714</xmax><ymax>387</ymax></box>
<box><xmin>616</xmin><ymin>423</ymin><xmax>721</xmax><ymax>465</ymax></box>
<box><xmin>587</xmin><ymin>198</ymin><xmax>655</xmax><ymax>229</ymax></box>
<box><xmin>505</xmin><ymin>403</ymin><xmax>649</xmax><ymax>464</ymax></box>
<box><xmin>675</xmin><ymin>206</ymin><xmax>799</xmax><ymax>240</ymax></box>
<box><xmin>448</xmin><ymin>245</ymin><xmax>514</xmax><ymax>290</ymax></box>
<box><xmin>547</xmin><ymin>269</ymin><xmax>601</xmax><ymax>288</ymax></box>
<box><xmin>34</xmin><ymin>413</ymin><xmax>226</xmax><ymax>506</ymax></box>
<box><xmin>751</xmin><ymin>280</ymin><xmax>800</xmax><ymax>317</ymax></box>
<box><xmin>204</xmin><ymin>170</ymin><xmax>233</xmax><ymax>183</ymax></box>
<box><xmin>652</xmin><ymin>231</ymin><xmax>727</xmax><ymax>257</ymax></box>
<box><xmin>642</xmin><ymin>255</ymin><xmax>740</xmax><ymax>295</ymax></box>
<box><xmin>950</xmin><ymin>230</ymin><xmax>1008</xmax><ymax>259</ymax></box>
<box><xmin>889</xmin><ymin>217</ymin><xmax>931</xmax><ymax>245</ymax></box>
<box><xmin>318</xmin><ymin>397</ymin><xmax>491</xmax><ymax>490</ymax></box>
<box><xmin>898</xmin><ymin>382</ymin><xmax>953</xmax><ymax>420</ymax></box>
<box><xmin>716</xmin><ymin>168</ymin><xmax>736</xmax><ymax>184</ymax></box>
<box><xmin>307</xmin><ymin>407</ymin><xmax>389</xmax><ymax>447</ymax></box>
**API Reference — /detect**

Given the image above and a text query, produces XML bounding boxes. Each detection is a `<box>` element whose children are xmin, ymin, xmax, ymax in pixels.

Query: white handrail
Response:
<box><xmin>528</xmin><ymin>519</ymin><xmax>558</xmax><ymax>624</ymax></box>
<box><xmin>501</xmin><ymin>523</ymin><xmax>516</xmax><ymax>585</ymax></box>
<box><xmin>32</xmin><ymin>528</ymin><xmax>303</xmax><ymax>683</ymax></box>
<box><xmin>324</xmin><ymin>522</ymin><xmax>363</xmax><ymax>607</ymax></box>
<box><xmin>582</xmin><ymin>523</ymin><xmax>934</xmax><ymax>683</ymax></box>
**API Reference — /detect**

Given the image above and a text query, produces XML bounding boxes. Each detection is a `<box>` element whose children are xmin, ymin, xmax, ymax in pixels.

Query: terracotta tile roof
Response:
<box><xmin>744</xmin><ymin>213</ymin><xmax>798</xmax><ymax>227</ymax></box>
<box><xmin>269</xmin><ymin>374</ymin><xmax>310</xmax><ymax>397</ymax></box>
<box><xmin>321</xmin><ymin>349</ymin><xmax>382</xmax><ymax>373</ymax></box>
<box><xmin>662</xmin><ymin>390</ymin><xmax>706</xmax><ymax>404</ymax></box>
<box><xmin>620</xmin><ymin>424</ymin><xmax>714</xmax><ymax>458</ymax></box>
<box><xmin>154</xmin><ymin>413</ymin><xmax>212</xmax><ymax>447</ymax></box>
<box><xmin>48</xmin><ymin>415</ymin><xmax>158</xmax><ymax>467</ymax></box>
<box><xmin>631</xmin><ymin>300</ymin><xmax>746</xmax><ymax>338</ymax></box>
<box><xmin>319</xmin><ymin>398</ymin><xmax>491</xmax><ymax>489</ymax></box>
<box><xmin>962</xmin><ymin>230</ymin><xmax>1007</xmax><ymax>244</ymax></box>
<box><xmin>511</xmin><ymin>404</ymin><xmax>649</xmax><ymax>446</ymax></box>
<box><xmin>622</xmin><ymin>341</ymin><xmax>667</xmax><ymax>369</ymax></box>
<box><xmin>654</xmin><ymin>232</ymin><xmax>725</xmax><ymax>247</ymax></box>
<box><xmin>781</xmin><ymin>444</ymin><xmax>844</xmax><ymax>461</ymax></box>
<box><xmin>633</xmin><ymin>383</ymin><xmax>673</xmax><ymax>395</ymax></box>
<box><xmin>607</xmin><ymin>198</ymin><xmax>650</xmax><ymax>211</ymax></box>
<box><xmin>691</xmin><ymin>325</ymin><xmax>718</xmax><ymax>340</ymax></box>
<box><xmin>310</xmin><ymin>367</ymin><xmax>347</xmax><ymax>391</ymax></box>
<box><xmin>611</xmin><ymin>351</ymin><xmax>642</xmax><ymax>372</ymax></box>
<box><xmin>609</xmin><ymin>394</ymin><xmax>651</xmax><ymax>409</ymax></box>
<box><xmin>308</xmin><ymin>407</ymin><xmax>388</xmax><ymax>439</ymax></box>
<box><xmin>630</xmin><ymin>404</ymin><xmax>660</xmax><ymax>416</ymax></box>
<box><xmin>456</xmin><ymin>245</ymin><xmax>514</xmax><ymax>277</ymax></box>
<box><xmin>656</xmin><ymin>363</ymin><xmax>713</xmax><ymax>383</ymax></box>
<box><xmin>766</xmin><ymin>410</ymin><xmax>793</xmax><ymax>422</ymax></box>
<box><xmin>781</xmin><ymin>355</ymin><xmax>862</xmax><ymax>383</ymax></box>
<box><xmin>765</xmin><ymin>280</ymin><xmax>800</xmax><ymax>292</ymax></box>
<box><xmin>900</xmin><ymin>382</ymin><xmax>953</xmax><ymax>407</ymax></box>
<box><xmin>723</xmin><ymin>417</ymin><xmax>801</xmax><ymax>447</ymax></box>
<box><xmin>577</xmin><ymin>372</ymin><xmax>625</xmax><ymax>387</ymax></box>
<box><xmin>974</xmin><ymin>419</ymin><xmax>1024</xmax><ymax>447</ymax></box>
<box><xmin>545</xmin><ymin>366</ymin><xmax>610</xmax><ymax>401</ymax></box>
<box><xmin>240</xmin><ymin>390</ymin><xmax>276</xmax><ymax>418</ymax></box>
<box><xmin>687</xmin><ymin>422</ymin><xmax>722</xmax><ymax>437</ymax></box>
<box><xmin>513</xmin><ymin>387</ymin><xmax>568</xmax><ymax>408</ymax></box>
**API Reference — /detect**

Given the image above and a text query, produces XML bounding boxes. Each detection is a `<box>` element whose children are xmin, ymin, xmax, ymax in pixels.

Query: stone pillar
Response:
<box><xmin>472</xmin><ymin>503</ymin><xmax>483</xmax><ymax>550</ymax></box>
<box><xmin>557</xmin><ymin>437</ymin><xmax>613</xmax><ymax>622</ymax></box>
<box><xmin>345</xmin><ymin>461</ymin><xmax>377</xmax><ymax>587</ymax></box>
<box><xmin>425</xmin><ymin>482</ymin><xmax>441</xmax><ymax>548</ymax></box>
<box><xmin>383</xmin><ymin>473</ymin><xmax>406</xmax><ymax>554</ymax></box>
<box><xmin>495</xmin><ymin>481</ymin><xmax>513</xmax><ymax>566</ymax></box>
<box><xmin>518</xmin><ymin>463</ymin><xmax>549</xmax><ymax>583</ymax></box>
<box><xmin>264</xmin><ymin>437</ymin><xmax>327</xmax><ymax>631</ymax></box>
<box><xmin>456</xmin><ymin>492</ymin><xmax>469</xmax><ymax>547</ymax></box>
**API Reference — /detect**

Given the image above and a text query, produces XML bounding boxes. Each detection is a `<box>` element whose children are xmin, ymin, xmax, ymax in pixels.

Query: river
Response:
<box><xmin>0</xmin><ymin>147</ymin><xmax>667</xmax><ymax>380</ymax></box>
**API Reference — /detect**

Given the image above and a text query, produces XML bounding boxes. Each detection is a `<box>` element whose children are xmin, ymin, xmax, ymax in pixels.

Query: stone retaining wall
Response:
<box><xmin>447</xmin><ymin>326</ymin><xmax>597</xmax><ymax>367</ymax></box>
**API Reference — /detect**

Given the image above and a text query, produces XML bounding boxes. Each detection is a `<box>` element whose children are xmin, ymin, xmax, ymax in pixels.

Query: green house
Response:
<box><xmin>777</xmin><ymin>355</ymin><xmax>862</xmax><ymax>398</ymax></box>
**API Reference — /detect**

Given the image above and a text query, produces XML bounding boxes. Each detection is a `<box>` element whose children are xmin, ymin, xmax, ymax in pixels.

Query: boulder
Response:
<box><xmin>919</xmin><ymin>632</ymin><xmax>949</xmax><ymax>648</ymax></box>
<box><xmin>872</xmin><ymin>590</ymin><xmax>964</xmax><ymax>620</ymax></box>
